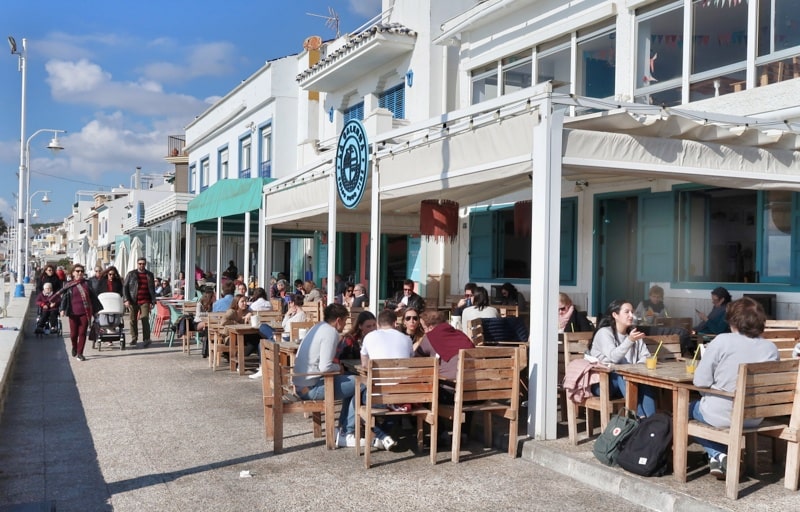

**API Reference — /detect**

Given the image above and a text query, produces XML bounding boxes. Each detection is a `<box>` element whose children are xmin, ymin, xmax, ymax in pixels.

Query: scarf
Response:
<box><xmin>426</xmin><ymin>323</ymin><xmax>472</xmax><ymax>363</ymax></box>
<box><xmin>74</xmin><ymin>281</ymin><xmax>93</xmax><ymax>318</ymax></box>
<box><xmin>559</xmin><ymin>305</ymin><xmax>574</xmax><ymax>331</ymax></box>
<box><xmin>642</xmin><ymin>300</ymin><xmax>665</xmax><ymax>314</ymax></box>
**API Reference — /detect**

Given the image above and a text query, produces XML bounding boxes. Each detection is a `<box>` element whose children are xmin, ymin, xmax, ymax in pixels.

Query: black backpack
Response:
<box><xmin>615</xmin><ymin>412</ymin><xmax>672</xmax><ymax>476</ymax></box>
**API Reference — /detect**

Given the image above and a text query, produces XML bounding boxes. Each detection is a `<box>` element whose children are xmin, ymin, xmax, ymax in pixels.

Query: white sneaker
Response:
<box><xmin>336</xmin><ymin>432</ymin><xmax>365</xmax><ymax>448</ymax></box>
<box><xmin>248</xmin><ymin>367</ymin><xmax>262</xmax><ymax>379</ymax></box>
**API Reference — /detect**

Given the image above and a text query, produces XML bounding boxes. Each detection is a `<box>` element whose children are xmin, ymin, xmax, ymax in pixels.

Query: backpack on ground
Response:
<box><xmin>592</xmin><ymin>408</ymin><xmax>639</xmax><ymax>466</ymax></box>
<box><xmin>615</xmin><ymin>412</ymin><xmax>672</xmax><ymax>477</ymax></box>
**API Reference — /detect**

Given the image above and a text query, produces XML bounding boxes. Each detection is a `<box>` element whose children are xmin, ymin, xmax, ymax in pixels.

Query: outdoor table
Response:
<box><xmin>227</xmin><ymin>324</ymin><xmax>287</xmax><ymax>375</ymax></box>
<box><xmin>341</xmin><ymin>359</ymin><xmax>362</xmax><ymax>375</ymax></box>
<box><xmin>611</xmin><ymin>361</ymin><xmax>695</xmax><ymax>482</ymax></box>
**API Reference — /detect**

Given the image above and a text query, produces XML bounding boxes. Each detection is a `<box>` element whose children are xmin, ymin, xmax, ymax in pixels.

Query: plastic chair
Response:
<box><xmin>166</xmin><ymin>304</ymin><xmax>182</xmax><ymax>347</ymax></box>
<box><xmin>153</xmin><ymin>301</ymin><xmax>172</xmax><ymax>340</ymax></box>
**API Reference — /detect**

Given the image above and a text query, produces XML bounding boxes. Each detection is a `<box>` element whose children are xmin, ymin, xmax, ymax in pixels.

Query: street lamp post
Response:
<box><xmin>26</xmin><ymin>190</ymin><xmax>51</xmax><ymax>281</ymax></box>
<box><xmin>9</xmin><ymin>35</ymin><xmax>27</xmax><ymax>297</ymax></box>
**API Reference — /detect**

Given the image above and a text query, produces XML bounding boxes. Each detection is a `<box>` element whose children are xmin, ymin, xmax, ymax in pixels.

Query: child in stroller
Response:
<box><xmin>35</xmin><ymin>282</ymin><xmax>60</xmax><ymax>335</ymax></box>
<box><xmin>92</xmin><ymin>292</ymin><xmax>126</xmax><ymax>350</ymax></box>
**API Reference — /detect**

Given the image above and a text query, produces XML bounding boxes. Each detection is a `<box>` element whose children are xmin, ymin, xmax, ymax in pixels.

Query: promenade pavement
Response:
<box><xmin>0</xmin><ymin>286</ymin><xmax>796</xmax><ymax>511</ymax></box>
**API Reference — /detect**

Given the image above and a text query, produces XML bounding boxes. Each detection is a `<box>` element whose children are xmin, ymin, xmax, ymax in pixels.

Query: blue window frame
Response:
<box><xmin>239</xmin><ymin>135</ymin><xmax>252</xmax><ymax>178</ymax></box>
<box><xmin>259</xmin><ymin>125</ymin><xmax>272</xmax><ymax>178</ymax></box>
<box><xmin>467</xmin><ymin>199</ymin><xmax>578</xmax><ymax>284</ymax></box>
<box><xmin>200</xmin><ymin>157</ymin><xmax>210</xmax><ymax>191</ymax></box>
<box><xmin>189</xmin><ymin>164</ymin><xmax>197</xmax><ymax>193</ymax></box>
<box><xmin>217</xmin><ymin>146</ymin><xmax>228</xmax><ymax>181</ymax></box>
<box><xmin>344</xmin><ymin>102</ymin><xmax>364</xmax><ymax>122</ymax></box>
<box><xmin>379</xmin><ymin>83</ymin><xmax>405</xmax><ymax>119</ymax></box>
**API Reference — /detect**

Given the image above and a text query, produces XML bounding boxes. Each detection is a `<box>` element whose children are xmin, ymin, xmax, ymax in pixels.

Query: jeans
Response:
<box><xmin>689</xmin><ymin>400</ymin><xmax>726</xmax><ymax>460</ymax></box>
<box><xmin>300</xmin><ymin>374</ymin><xmax>356</xmax><ymax>434</ymax></box>
<box><xmin>129</xmin><ymin>302</ymin><xmax>152</xmax><ymax>342</ymax></box>
<box><xmin>592</xmin><ymin>372</ymin><xmax>657</xmax><ymax>417</ymax></box>
<box><xmin>359</xmin><ymin>384</ymin><xmax>393</xmax><ymax>440</ymax></box>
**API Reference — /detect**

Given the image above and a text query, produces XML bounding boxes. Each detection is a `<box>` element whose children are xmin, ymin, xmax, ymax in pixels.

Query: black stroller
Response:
<box><xmin>92</xmin><ymin>292</ymin><xmax>126</xmax><ymax>350</ymax></box>
<box><xmin>34</xmin><ymin>305</ymin><xmax>62</xmax><ymax>337</ymax></box>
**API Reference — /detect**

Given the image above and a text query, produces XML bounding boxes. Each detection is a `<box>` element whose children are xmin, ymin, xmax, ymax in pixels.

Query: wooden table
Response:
<box><xmin>227</xmin><ymin>323</ymin><xmax>287</xmax><ymax>375</ymax></box>
<box><xmin>612</xmin><ymin>361</ymin><xmax>695</xmax><ymax>482</ymax></box>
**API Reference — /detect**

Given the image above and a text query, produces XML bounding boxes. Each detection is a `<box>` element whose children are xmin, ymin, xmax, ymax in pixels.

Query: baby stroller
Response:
<box><xmin>34</xmin><ymin>305</ymin><xmax>62</xmax><ymax>337</ymax></box>
<box><xmin>92</xmin><ymin>292</ymin><xmax>126</xmax><ymax>351</ymax></box>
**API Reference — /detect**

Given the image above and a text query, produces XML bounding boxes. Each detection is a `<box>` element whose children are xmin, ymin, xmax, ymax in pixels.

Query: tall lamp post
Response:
<box><xmin>26</xmin><ymin>190</ymin><xmax>51</xmax><ymax>281</ymax></box>
<box><xmin>9</xmin><ymin>35</ymin><xmax>27</xmax><ymax>297</ymax></box>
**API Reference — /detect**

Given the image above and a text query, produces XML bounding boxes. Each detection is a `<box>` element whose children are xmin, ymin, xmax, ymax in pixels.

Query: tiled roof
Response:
<box><xmin>296</xmin><ymin>22</ymin><xmax>417</xmax><ymax>82</ymax></box>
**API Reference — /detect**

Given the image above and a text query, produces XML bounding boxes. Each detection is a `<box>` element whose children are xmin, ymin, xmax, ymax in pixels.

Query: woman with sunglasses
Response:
<box><xmin>399</xmin><ymin>306</ymin><xmax>425</xmax><ymax>350</ymax></box>
<box><xmin>335</xmin><ymin>282</ymin><xmax>356</xmax><ymax>308</ymax></box>
<box><xmin>57</xmin><ymin>264</ymin><xmax>102</xmax><ymax>361</ymax></box>
<box><xmin>36</xmin><ymin>263</ymin><xmax>63</xmax><ymax>294</ymax></box>
<box><xmin>558</xmin><ymin>292</ymin><xmax>594</xmax><ymax>332</ymax></box>
<box><xmin>460</xmin><ymin>286</ymin><xmax>499</xmax><ymax>337</ymax></box>
<box><xmin>95</xmin><ymin>266</ymin><xmax>123</xmax><ymax>297</ymax></box>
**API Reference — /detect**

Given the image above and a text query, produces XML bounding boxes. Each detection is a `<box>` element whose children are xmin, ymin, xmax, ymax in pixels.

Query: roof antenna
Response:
<box><xmin>306</xmin><ymin>7</ymin><xmax>341</xmax><ymax>38</ymax></box>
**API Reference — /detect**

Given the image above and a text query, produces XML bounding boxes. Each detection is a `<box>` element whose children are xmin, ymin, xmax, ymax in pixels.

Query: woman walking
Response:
<box><xmin>59</xmin><ymin>264</ymin><xmax>102</xmax><ymax>361</ymax></box>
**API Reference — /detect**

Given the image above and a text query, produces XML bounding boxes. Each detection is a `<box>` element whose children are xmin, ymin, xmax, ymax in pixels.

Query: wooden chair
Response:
<box><xmin>761</xmin><ymin>329</ymin><xmax>800</xmax><ymax>360</ymax></box>
<box><xmin>180</xmin><ymin>301</ymin><xmax>202</xmax><ymax>354</ymax></box>
<box><xmin>498</xmin><ymin>305</ymin><xmax>518</xmax><ymax>318</ymax></box>
<box><xmin>355</xmin><ymin>357</ymin><xmax>439</xmax><ymax>468</ymax></box>
<box><xmin>302</xmin><ymin>302</ymin><xmax>322</xmax><ymax>323</ymax></box>
<box><xmin>269</xmin><ymin>298</ymin><xmax>284</xmax><ymax>312</ymax></box>
<box><xmin>253</xmin><ymin>310</ymin><xmax>282</xmax><ymax>327</ymax></box>
<box><xmin>438</xmin><ymin>347</ymin><xmax>521</xmax><ymax>462</ymax></box>
<box><xmin>643</xmin><ymin>334</ymin><xmax>683</xmax><ymax>362</ymax></box>
<box><xmin>562</xmin><ymin>331</ymin><xmax>623</xmax><ymax>444</ymax></box>
<box><xmin>467</xmin><ymin>319</ymin><xmax>484</xmax><ymax>346</ymax></box>
<box><xmin>290</xmin><ymin>321</ymin><xmax>315</xmax><ymax>342</ymax></box>
<box><xmin>765</xmin><ymin>319</ymin><xmax>800</xmax><ymax>329</ymax></box>
<box><xmin>676</xmin><ymin>359</ymin><xmax>799</xmax><ymax>500</ymax></box>
<box><xmin>260</xmin><ymin>340</ymin><xmax>336</xmax><ymax>453</ymax></box>
<box><xmin>653</xmin><ymin>317</ymin><xmax>693</xmax><ymax>331</ymax></box>
<box><xmin>206</xmin><ymin>312</ymin><xmax>229</xmax><ymax>370</ymax></box>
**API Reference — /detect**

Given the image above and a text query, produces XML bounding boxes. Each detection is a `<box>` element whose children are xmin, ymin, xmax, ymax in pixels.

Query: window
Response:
<box><xmin>218</xmin><ymin>147</ymin><xmax>228</xmax><ymax>180</ymax></box>
<box><xmin>760</xmin><ymin>0</ymin><xmax>800</xmax><ymax>54</ymax></box>
<box><xmin>576</xmin><ymin>25</ymin><xmax>615</xmax><ymax>98</ymax></box>
<box><xmin>675</xmin><ymin>187</ymin><xmax>800</xmax><ymax>285</ymax></box>
<box><xmin>635</xmin><ymin>1</ymin><xmax>684</xmax><ymax>104</ymax></box>
<box><xmin>468</xmin><ymin>199</ymin><xmax>577</xmax><ymax>284</ymax></box>
<box><xmin>344</xmin><ymin>102</ymin><xmax>364</xmax><ymax>122</ymax></box>
<box><xmin>536</xmin><ymin>37</ymin><xmax>571</xmax><ymax>96</ymax></box>
<box><xmin>379</xmin><ymin>84</ymin><xmax>405</xmax><ymax>119</ymax></box>
<box><xmin>200</xmin><ymin>157</ymin><xmax>210</xmax><ymax>191</ymax></box>
<box><xmin>189</xmin><ymin>164</ymin><xmax>196</xmax><ymax>193</ymax></box>
<box><xmin>502</xmin><ymin>51</ymin><xmax>532</xmax><ymax>95</ymax></box>
<box><xmin>259</xmin><ymin>126</ymin><xmax>272</xmax><ymax>178</ymax></box>
<box><xmin>471</xmin><ymin>62</ymin><xmax>499</xmax><ymax>104</ymax></box>
<box><xmin>240</xmin><ymin>136</ymin><xmax>251</xmax><ymax>178</ymax></box>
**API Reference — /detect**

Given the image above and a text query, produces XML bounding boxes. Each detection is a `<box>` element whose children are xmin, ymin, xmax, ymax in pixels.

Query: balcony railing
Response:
<box><xmin>239</xmin><ymin>168</ymin><xmax>251</xmax><ymax>178</ymax></box>
<box><xmin>259</xmin><ymin>160</ymin><xmax>272</xmax><ymax>178</ymax></box>
<box><xmin>167</xmin><ymin>135</ymin><xmax>186</xmax><ymax>157</ymax></box>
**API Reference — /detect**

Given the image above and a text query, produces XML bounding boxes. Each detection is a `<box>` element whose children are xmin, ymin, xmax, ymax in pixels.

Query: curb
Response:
<box><xmin>521</xmin><ymin>440</ymin><xmax>728</xmax><ymax>512</ymax></box>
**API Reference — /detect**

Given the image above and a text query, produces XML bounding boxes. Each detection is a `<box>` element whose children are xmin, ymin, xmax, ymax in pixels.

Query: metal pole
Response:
<box><xmin>13</xmin><ymin>38</ymin><xmax>27</xmax><ymax>297</ymax></box>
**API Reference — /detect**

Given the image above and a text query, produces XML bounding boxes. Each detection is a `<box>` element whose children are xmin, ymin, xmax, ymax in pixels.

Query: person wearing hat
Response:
<box><xmin>694</xmin><ymin>286</ymin><xmax>732</xmax><ymax>335</ymax></box>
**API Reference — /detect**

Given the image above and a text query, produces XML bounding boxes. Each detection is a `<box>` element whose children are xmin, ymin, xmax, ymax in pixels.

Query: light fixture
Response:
<box><xmin>405</xmin><ymin>69</ymin><xmax>414</xmax><ymax>87</ymax></box>
<box><xmin>32</xmin><ymin>209</ymin><xmax>39</xmax><ymax>219</ymax></box>
<box><xmin>41</xmin><ymin>192</ymin><xmax>51</xmax><ymax>203</ymax></box>
<box><xmin>47</xmin><ymin>134</ymin><xmax>64</xmax><ymax>151</ymax></box>
<box><xmin>574</xmin><ymin>180</ymin><xmax>589</xmax><ymax>192</ymax></box>
<box><xmin>8</xmin><ymin>35</ymin><xmax>17</xmax><ymax>54</ymax></box>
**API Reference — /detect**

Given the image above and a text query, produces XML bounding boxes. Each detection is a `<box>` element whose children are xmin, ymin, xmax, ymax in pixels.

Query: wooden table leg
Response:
<box><xmin>624</xmin><ymin>377</ymin><xmax>638</xmax><ymax>413</ymax></box>
<box><xmin>228</xmin><ymin>331</ymin><xmax>238</xmax><ymax>373</ymax></box>
<box><xmin>674</xmin><ymin>387</ymin><xmax>689</xmax><ymax>482</ymax></box>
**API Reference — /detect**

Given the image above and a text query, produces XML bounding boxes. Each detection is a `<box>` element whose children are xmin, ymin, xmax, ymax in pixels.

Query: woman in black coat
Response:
<box><xmin>95</xmin><ymin>266</ymin><xmax>124</xmax><ymax>296</ymax></box>
<box><xmin>36</xmin><ymin>264</ymin><xmax>63</xmax><ymax>294</ymax></box>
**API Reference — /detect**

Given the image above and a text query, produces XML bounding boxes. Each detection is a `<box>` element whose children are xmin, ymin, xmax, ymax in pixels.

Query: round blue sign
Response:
<box><xmin>335</xmin><ymin>120</ymin><xmax>369</xmax><ymax>209</ymax></box>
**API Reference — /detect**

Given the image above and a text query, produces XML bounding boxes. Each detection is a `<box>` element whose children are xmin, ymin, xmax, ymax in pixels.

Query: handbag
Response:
<box><xmin>592</xmin><ymin>407</ymin><xmax>640</xmax><ymax>466</ymax></box>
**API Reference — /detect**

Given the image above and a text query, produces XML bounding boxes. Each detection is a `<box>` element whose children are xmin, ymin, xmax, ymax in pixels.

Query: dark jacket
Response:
<box><xmin>58</xmin><ymin>281</ymin><xmax>102</xmax><ymax>318</ymax></box>
<box><xmin>123</xmin><ymin>269</ymin><xmax>156</xmax><ymax>305</ymax></box>
<box><xmin>391</xmin><ymin>291</ymin><xmax>425</xmax><ymax>312</ymax></box>
<box><xmin>36</xmin><ymin>272</ymin><xmax>63</xmax><ymax>294</ymax></box>
<box><xmin>95</xmin><ymin>277</ymin><xmax>123</xmax><ymax>297</ymax></box>
<box><xmin>565</xmin><ymin>310</ymin><xmax>594</xmax><ymax>333</ymax></box>
<box><xmin>352</xmin><ymin>294</ymin><xmax>367</xmax><ymax>308</ymax></box>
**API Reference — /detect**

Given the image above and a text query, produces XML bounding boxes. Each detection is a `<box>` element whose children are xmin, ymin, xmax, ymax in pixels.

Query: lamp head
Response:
<box><xmin>8</xmin><ymin>36</ymin><xmax>17</xmax><ymax>54</ymax></box>
<box><xmin>47</xmin><ymin>135</ymin><xmax>64</xmax><ymax>152</ymax></box>
<box><xmin>41</xmin><ymin>192</ymin><xmax>51</xmax><ymax>203</ymax></box>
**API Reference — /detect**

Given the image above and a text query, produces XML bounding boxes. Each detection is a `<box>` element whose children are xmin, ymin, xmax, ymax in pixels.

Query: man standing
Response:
<box><xmin>123</xmin><ymin>257</ymin><xmax>156</xmax><ymax>348</ymax></box>
<box><xmin>293</xmin><ymin>303</ymin><xmax>363</xmax><ymax>448</ymax></box>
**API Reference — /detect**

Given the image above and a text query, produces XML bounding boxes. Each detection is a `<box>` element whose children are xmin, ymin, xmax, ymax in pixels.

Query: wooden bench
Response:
<box><xmin>562</xmin><ymin>332</ymin><xmax>623</xmax><ymax>444</ymax></box>
<box><xmin>260</xmin><ymin>340</ymin><xmax>336</xmax><ymax>453</ymax></box>
<box><xmin>355</xmin><ymin>357</ymin><xmax>439</xmax><ymax>468</ymax></box>
<box><xmin>675</xmin><ymin>359</ymin><xmax>800</xmax><ymax>500</ymax></box>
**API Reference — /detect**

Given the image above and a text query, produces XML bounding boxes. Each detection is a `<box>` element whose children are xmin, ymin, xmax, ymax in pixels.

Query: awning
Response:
<box><xmin>187</xmin><ymin>178</ymin><xmax>272</xmax><ymax>224</ymax></box>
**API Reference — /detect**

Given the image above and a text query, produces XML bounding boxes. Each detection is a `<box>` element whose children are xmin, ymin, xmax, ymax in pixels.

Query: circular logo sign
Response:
<box><xmin>335</xmin><ymin>120</ymin><xmax>369</xmax><ymax>209</ymax></box>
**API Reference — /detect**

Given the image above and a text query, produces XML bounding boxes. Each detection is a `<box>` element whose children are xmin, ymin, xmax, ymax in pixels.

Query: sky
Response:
<box><xmin>0</xmin><ymin>0</ymin><xmax>381</xmax><ymax>225</ymax></box>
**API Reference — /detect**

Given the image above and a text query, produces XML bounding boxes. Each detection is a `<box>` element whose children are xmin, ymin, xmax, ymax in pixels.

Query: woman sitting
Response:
<box><xmin>694</xmin><ymin>286</ymin><xmax>732</xmax><ymax>335</ymax></box>
<box><xmin>399</xmin><ymin>306</ymin><xmax>425</xmax><ymax>350</ymax></box>
<box><xmin>558</xmin><ymin>292</ymin><xmax>594</xmax><ymax>332</ymax></box>
<box><xmin>335</xmin><ymin>310</ymin><xmax>377</xmax><ymax>364</ymax></box>
<box><xmin>248</xmin><ymin>287</ymin><xmax>273</xmax><ymax>311</ymax></box>
<box><xmin>35</xmin><ymin>282</ymin><xmax>59</xmax><ymax>334</ymax></box>
<box><xmin>460</xmin><ymin>286</ymin><xmax>499</xmax><ymax>338</ymax></box>
<box><xmin>281</xmin><ymin>295</ymin><xmax>307</xmax><ymax>341</ymax></box>
<box><xmin>222</xmin><ymin>294</ymin><xmax>259</xmax><ymax>358</ymax></box>
<box><xmin>589</xmin><ymin>299</ymin><xmax>657</xmax><ymax>418</ymax></box>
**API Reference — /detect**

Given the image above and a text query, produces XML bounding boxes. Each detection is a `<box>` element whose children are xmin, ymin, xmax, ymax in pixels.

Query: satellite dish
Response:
<box><xmin>303</xmin><ymin>35</ymin><xmax>323</xmax><ymax>51</ymax></box>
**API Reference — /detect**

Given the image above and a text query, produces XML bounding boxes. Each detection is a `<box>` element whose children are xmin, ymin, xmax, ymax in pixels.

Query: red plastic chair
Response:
<box><xmin>153</xmin><ymin>301</ymin><xmax>172</xmax><ymax>340</ymax></box>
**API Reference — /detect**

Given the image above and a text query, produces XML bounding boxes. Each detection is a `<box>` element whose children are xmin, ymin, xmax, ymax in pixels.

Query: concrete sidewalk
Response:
<box><xmin>0</xmin><ymin>290</ymin><xmax>796</xmax><ymax>511</ymax></box>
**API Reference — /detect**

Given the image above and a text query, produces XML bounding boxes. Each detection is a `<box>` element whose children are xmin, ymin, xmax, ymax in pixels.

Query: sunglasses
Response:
<box><xmin>558</xmin><ymin>307</ymin><xmax>567</xmax><ymax>312</ymax></box>
<box><xmin>404</xmin><ymin>315</ymin><xmax>419</xmax><ymax>321</ymax></box>
<box><xmin>74</xmin><ymin>269</ymin><xmax>85</xmax><ymax>274</ymax></box>
<box><xmin>403</xmin><ymin>288</ymin><xmax>413</xmax><ymax>292</ymax></box>
<box><xmin>464</xmin><ymin>293</ymin><xmax>473</xmax><ymax>297</ymax></box>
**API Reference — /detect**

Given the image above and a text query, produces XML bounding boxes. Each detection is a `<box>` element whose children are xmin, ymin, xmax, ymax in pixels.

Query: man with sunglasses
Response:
<box><xmin>123</xmin><ymin>257</ymin><xmax>156</xmax><ymax>348</ymax></box>
<box><xmin>391</xmin><ymin>278</ymin><xmax>425</xmax><ymax>313</ymax></box>
<box><xmin>453</xmin><ymin>282</ymin><xmax>477</xmax><ymax>316</ymax></box>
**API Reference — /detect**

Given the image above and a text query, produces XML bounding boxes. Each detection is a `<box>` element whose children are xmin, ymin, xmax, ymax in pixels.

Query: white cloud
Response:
<box><xmin>142</xmin><ymin>42</ymin><xmax>237</xmax><ymax>84</ymax></box>
<box><xmin>45</xmin><ymin>58</ymin><xmax>207</xmax><ymax>118</ymax></box>
<box><xmin>348</xmin><ymin>0</ymin><xmax>382</xmax><ymax>18</ymax></box>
